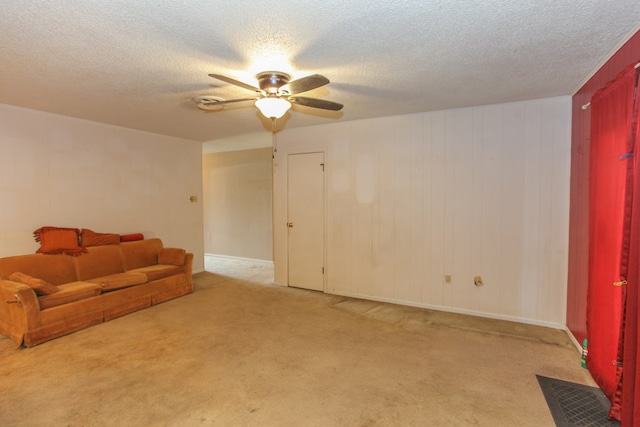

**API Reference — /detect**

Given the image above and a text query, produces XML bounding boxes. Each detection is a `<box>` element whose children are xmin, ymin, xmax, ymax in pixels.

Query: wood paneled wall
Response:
<box><xmin>567</xmin><ymin>30</ymin><xmax>640</xmax><ymax>343</ymax></box>
<box><xmin>274</xmin><ymin>96</ymin><xmax>571</xmax><ymax>327</ymax></box>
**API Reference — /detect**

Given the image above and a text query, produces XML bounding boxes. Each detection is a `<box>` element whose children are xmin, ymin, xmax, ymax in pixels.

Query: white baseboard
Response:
<box><xmin>564</xmin><ymin>327</ymin><xmax>584</xmax><ymax>354</ymax></box>
<box><xmin>204</xmin><ymin>253</ymin><xmax>274</xmax><ymax>266</ymax></box>
<box><xmin>326</xmin><ymin>289</ymin><xmax>567</xmax><ymax>330</ymax></box>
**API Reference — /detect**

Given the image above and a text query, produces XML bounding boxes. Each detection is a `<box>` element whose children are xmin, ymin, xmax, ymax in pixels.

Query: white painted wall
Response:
<box><xmin>274</xmin><ymin>96</ymin><xmax>571</xmax><ymax>327</ymax></box>
<box><xmin>202</xmin><ymin>148</ymin><xmax>273</xmax><ymax>261</ymax></box>
<box><xmin>0</xmin><ymin>103</ymin><xmax>204</xmax><ymax>272</ymax></box>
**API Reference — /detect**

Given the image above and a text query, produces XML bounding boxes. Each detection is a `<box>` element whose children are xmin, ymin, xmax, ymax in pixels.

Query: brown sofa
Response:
<box><xmin>0</xmin><ymin>238</ymin><xmax>193</xmax><ymax>347</ymax></box>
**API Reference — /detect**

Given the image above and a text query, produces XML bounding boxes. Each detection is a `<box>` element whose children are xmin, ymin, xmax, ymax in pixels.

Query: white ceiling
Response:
<box><xmin>1</xmin><ymin>1</ymin><xmax>639</xmax><ymax>144</ymax></box>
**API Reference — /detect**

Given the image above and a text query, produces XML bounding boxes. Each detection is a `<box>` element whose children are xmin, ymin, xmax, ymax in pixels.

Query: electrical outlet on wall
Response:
<box><xmin>474</xmin><ymin>276</ymin><xmax>484</xmax><ymax>287</ymax></box>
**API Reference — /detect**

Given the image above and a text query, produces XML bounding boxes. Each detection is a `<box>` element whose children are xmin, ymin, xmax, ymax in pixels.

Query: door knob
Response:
<box><xmin>287</xmin><ymin>222</ymin><xmax>294</xmax><ymax>228</ymax></box>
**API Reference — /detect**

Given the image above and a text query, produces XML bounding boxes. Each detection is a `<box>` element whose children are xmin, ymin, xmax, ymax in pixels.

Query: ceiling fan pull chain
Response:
<box><xmin>272</xmin><ymin>118</ymin><xmax>278</xmax><ymax>154</ymax></box>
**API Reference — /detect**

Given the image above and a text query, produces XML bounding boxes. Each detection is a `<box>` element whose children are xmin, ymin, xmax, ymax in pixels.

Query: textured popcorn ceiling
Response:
<box><xmin>0</xmin><ymin>1</ymin><xmax>639</xmax><ymax>142</ymax></box>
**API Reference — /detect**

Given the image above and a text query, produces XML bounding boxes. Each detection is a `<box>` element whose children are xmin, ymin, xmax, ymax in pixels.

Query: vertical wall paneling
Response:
<box><xmin>521</xmin><ymin>102</ymin><xmax>543</xmax><ymax>320</ymax></box>
<box><xmin>469</xmin><ymin>108</ymin><xmax>485</xmax><ymax>310</ymax></box>
<box><xmin>549</xmin><ymin>98</ymin><xmax>572</xmax><ymax>324</ymax></box>
<box><xmin>408</xmin><ymin>114</ymin><xmax>425</xmax><ymax>303</ymax></box>
<box><xmin>327</xmin><ymin>135</ymin><xmax>352</xmax><ymax>293</ymax></box>
<box><xmin>448</xmin><ymin>109</ymin><xmax>473</xmax><ymax>310</ymax></box>
<box><xmin>353</xmin><ymin>120</ymin><xmax>377</xmax><ymax>297</ymax></box>
<box><xmin>392</xmin><ymin>115</ymin><xmax>414</xmax><ymax>302</ymax></box>
<box><xmin>441</xmin><ymin>110</ymin><xmax>455</xmax><ymax>308</ymax></box>
<box><xmin>429</xmin><ymin>111</ymin><xmax>447</xmax><ymax>307</ymax></box>
<box><xmin>275</xmin><ymin>96</ymin><xmax>571</xmax><ymax>327</ymax></box>
<box><xmin>477</xmin><ymin>105</ymin><xmax>502</xmax><ymax>315</ymax></box>
<box><xmin>499</xmin><ymin>103</ymin><xmax>525</xmax><ymax>318</ymax></box>
<box><xmin>536</xmin><ymin>101</ymin><xmax>555</xmax><ymax>323</ymax></box>
<box><xmin>376</xmin><ymin>120</ymin><xmax>395</xmax><ymax>299</ymax></box>
<box><xmin>421</xmin><ymin>113</ymin><xmax>434</xmax><ymax>304</ymax></box>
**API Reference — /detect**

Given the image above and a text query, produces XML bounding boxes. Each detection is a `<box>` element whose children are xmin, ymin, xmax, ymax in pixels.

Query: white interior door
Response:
<box><xmin>287</xmin><ymin>152</ymin><xmax>324</xmax><ymax>291</ymax></box>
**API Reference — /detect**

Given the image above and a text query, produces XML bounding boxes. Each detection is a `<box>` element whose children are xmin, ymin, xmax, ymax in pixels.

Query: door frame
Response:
<box><xmin>272</xmin><ymin>140</ymin><xmax>328</xmax><ymax>290</ymax></box>
<box><xmin>286</xmin><ymin>151</ymin><xmax>326</xmax><ymax>291</ymax></box>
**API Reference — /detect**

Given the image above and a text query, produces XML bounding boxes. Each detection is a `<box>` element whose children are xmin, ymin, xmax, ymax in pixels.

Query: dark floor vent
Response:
<box><xmin>536</xmin><ymin>375</ymin><xmax>620</xmax><ymax>427</ymax></box>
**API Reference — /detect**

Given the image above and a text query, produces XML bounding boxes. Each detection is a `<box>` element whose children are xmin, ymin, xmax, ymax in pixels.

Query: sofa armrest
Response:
<box><xmin>184</xmin><ymin>253</ymin><xmax>194</xmax><ymax>286</ymax></box>
<box><xmin>157</xmin><ymin>248</ymin><xmax>193</xmax><ymax>286</ymax></box>
<box><xmin>0</xmin><ymin>280</ymin><xmax>42</xmax><ymax>346</ymax></box>
<box><xmin>158</xmin><ymin>247</ymin><xmax>186</xmax><ymax>266</ymax></box>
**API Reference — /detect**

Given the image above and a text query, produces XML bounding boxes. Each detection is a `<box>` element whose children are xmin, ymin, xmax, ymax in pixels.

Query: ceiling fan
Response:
<box><xmin>194</xmin><ymin>71</ymin><xmax>343</xmax><ymax>119</ymax></box>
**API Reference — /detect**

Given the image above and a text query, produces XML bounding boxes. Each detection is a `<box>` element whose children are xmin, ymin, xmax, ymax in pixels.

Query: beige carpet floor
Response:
<box><xmin>0</xmin><ymin>259</ymin><xmax>595</xmax><ymax>426</ymax></box>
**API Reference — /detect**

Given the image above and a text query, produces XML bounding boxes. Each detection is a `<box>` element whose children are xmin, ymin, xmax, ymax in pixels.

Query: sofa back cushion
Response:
<box><xmin>74</xmin><ymin>245</ymin><xmax>125</xmax><ymax>281</ymax></box>
<box><xmin>0</xmin><ymin>254</ymin><xmax>77</xmax><ymax>285</ymax></box>
<box><xmin>120</xmin><ymin>238</ymin><xmax>163</xmax><ymax>270</ymax></box>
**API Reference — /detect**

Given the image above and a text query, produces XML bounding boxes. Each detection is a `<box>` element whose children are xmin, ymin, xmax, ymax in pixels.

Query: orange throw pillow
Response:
<box><xmin>81</xmin><ymin>229</ymin><xmax>121</xmax><ymax>247</ymax></box>
<box><xmin>120</xmin><ymin>233</ymin><xmax>144</xmax><ymax>242</ymax></box>
<box><xmin>33</xmin><ymin>226</ymin><xmax>86</xmax><ymax>256</ymax></box>
<box><xmin>9</xmin><ymin>272</ymin><xmax>59</xmax><ymax>295</ymax></box>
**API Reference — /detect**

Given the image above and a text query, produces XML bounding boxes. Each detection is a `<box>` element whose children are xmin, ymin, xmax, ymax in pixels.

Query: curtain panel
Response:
<box><xmin>620</xmin><ymin>64</ymin><xmax>640</xmax><ymax>426</ymax></box>
<box><xmin>587</xmin><ymin>65</ymin><xmax>636</xmax><ymax>421</ymax></box>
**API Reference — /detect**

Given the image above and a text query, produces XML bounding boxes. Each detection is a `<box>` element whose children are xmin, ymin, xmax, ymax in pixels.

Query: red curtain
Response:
<box><xmin>587</xmin><ymin>65</ymin><xmax>636</xmax><ymax>419</ymax></box>
<box><xmin>620</xmin><ymin>66</ymin><xmax>640</xmax><ymax>426</ymax></box>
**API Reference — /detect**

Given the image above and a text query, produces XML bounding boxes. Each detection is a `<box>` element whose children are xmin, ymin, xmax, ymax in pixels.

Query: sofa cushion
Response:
<box><xmin>33</xmin><ymin>226</ymin><xmax>87</xmax><ymax>256</ymax></box>
<box><xmin>8</xmin><ymin>272</ymin><xmax>59</xmax><ymax>296</ymax></box>
<box><xmin>74</xmin><ymin>245</ymin><xmax>125</xmax><ymax>281</ymax></box>
<box><xmin>81</xmin><ymin>229</ymin><xmax>120</xmax><ymax>247</ymax></box>
<box><xmin>129</xmin><ymin>264</ymin><xmax>185</xmax><ymax>281</ymax></box>
<box><xmin>120</xmin><ymin>238</ymin><xmax>163</xmax><ymax>270</ymax></box>
<box><xmin>38</xmin><ymin>281</ymin><xmax>102</xmax><ymax>310</ymax></box>
<box><xmin>158</xmin><ymin>248</ymin><xmax>186</xmax><ymax>266</ymax></box>
<box><xmin>0</xmin><ymin>253</ymin><xmax>78</xmax><ymax>285</ymax></box>
<box><xmin>88</xmin><ymin>272</ymin><xmax>148</xmax><ymax>291</ymax></box>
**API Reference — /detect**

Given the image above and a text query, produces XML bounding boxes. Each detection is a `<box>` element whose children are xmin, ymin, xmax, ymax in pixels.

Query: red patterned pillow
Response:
<box><xmin>33</xmin><ymin>226</ymin><xmax>87</xmax><ymax>256</ymax></box>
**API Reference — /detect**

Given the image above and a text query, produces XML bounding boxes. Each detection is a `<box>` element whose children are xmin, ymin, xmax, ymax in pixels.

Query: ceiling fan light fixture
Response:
<box><xmin>255</xmin><ymin>97</ymin><xmax>291</xmax><ymax>119</ymax></box>
<box><xmin>203</xmin><ymin>71</ymin><xmax>340</xmax><ymax>122</ymax></box>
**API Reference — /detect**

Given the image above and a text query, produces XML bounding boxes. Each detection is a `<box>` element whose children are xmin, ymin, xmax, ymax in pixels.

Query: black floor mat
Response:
<box><xmin>536</xmin><ymin>375</ymin><xmax>620</xmax><ymax>427</ymax></box>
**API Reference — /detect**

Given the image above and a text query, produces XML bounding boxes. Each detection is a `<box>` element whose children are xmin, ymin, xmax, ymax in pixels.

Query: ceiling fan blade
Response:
<box><xmin>290</xmin><ymin>96</ymin><xmax>343</xmax><ymax>111</ymax></box>
<box><xmin>196</xmin><ymin>97</ymin><xmax>257</xmax><ymax>111</ymax></box>
<box><xmin>208</xmin><ymin>74</ymin><xmax>261</xmax><ymax>92</ymax></box>
<box><xmin>285</xmin><ymin>74</ymin><xmax>330</xmax><ymax>95</ymax></box>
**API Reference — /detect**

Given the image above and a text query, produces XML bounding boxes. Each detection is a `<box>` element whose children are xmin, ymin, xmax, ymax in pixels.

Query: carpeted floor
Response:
<box><xmin>0</xmin><ymin>259</ymin><xmax>596</xmax><ymax>426</ymax></box>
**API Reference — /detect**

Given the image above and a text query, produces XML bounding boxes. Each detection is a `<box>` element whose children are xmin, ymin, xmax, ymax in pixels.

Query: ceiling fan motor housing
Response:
<box><xmin>257</xmin><ymin>71</ymin><xmax>291</xmax><ymax>94</ymax></box>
